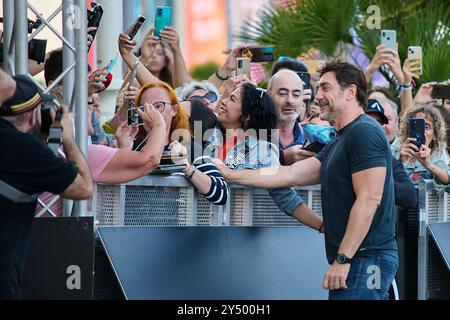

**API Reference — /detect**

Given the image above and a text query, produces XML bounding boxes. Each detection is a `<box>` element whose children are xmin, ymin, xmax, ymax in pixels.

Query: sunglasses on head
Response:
<box><xmin>189</xmin><ymin>91</ymin><xmax>218</xmax><ymax>103</ymax></box>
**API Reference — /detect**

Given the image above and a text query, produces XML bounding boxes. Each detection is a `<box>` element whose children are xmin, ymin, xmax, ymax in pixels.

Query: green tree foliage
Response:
<box><xmin>239</xmin><ymin>0</ymin><xmax>450</xmax><ymax>88</ymax></box>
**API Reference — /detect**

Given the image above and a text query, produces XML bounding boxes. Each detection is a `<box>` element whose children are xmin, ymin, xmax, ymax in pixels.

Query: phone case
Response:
<box><xmin>408</xmin><ymin>46</ymin><xmax>423</xmax><ymax>77</ymax></box>
<box><xmin>126</xmin><ymin>16</ymin><xmax>146</xmax><ymax>40</ymax></box>
<box><xmin>154</xmin><ymin>6</ymin><xmax>172</xmax><ymax>38</ymax></box>
<box><xmin>381</xmin><ymin>30</ymin><xmax>397</xmax><ymax>50</ymax></box>
<box><xmin>408</xmin><ymin>118</ymin><xmax>425</xmax><ymax>147</ymax></box>
<box><xmin>297</xmin><ymin>72</ymin><xmax>311</xmax><ymax>90</ymax></box>
<box><xmin>127</xmin><ymin>106</ymin><xmax>145</xmax><ymax>126</ymax></box>
<box><xmin>236</xmin><ymin>58</ymin><xmax>251</xmax><ymax>77</ymax></box>
<box><xmin>248</xmin><ymin>46</ymin><xmax>275</xmax><ymax>62</ymax></box>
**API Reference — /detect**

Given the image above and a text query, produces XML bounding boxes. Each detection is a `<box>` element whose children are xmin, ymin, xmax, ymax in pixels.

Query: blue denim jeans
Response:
<box><xmin>328</xmin><ymin>250</ymin><xmax>398</xmax><ymax>300</ymax></box>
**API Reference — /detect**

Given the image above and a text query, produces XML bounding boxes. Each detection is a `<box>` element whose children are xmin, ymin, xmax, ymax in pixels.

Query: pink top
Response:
<box><xmin>88</xmin><ymin>144</ymin><xmax>119</xmax><ymax>182</ymax></box>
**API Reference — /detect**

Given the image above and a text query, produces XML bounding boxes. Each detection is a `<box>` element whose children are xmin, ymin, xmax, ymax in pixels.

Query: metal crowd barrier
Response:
<box><xmin>92</xmin><ymin>175</ymin><xmax>322</xmax><ymax>227</ymax></box>
<box><xmin>417</xmin><ymin>179</ymin><xmax>450</xmax><ymax>300</ymax></box>
<box><xmin>91</xmin><ymin>176</ymin><xmax>450</xmax><ymax>300</ymax></box>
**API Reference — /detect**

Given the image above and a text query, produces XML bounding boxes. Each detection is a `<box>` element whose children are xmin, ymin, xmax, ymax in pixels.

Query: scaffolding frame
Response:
<box><xmin>2</xmin><ymin>0</ymin><xmax>88</xmax><ymax>217</ymax></box>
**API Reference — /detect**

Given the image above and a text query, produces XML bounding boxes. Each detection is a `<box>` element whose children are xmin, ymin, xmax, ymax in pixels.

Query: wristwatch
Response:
<box><xmin>335</xmin><ymin>253</ymin><xmax>352</xmax><ymax>264</ymax></box>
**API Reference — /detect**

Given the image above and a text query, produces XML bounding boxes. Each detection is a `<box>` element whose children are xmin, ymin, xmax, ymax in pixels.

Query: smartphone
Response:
<box><xmin>126</xmin><ymin>15</ymin><xmax>146</xmax><ymax>41</ymax></box>
<box><xmin>154</xmin><ymin>6</ymin><xmax>172</xmax><ymax>38</ymax></box>
<box><xmin>87</xmin><ymin>4</ymin><xmax>103</xmax><ymax>50</ymax></box>
<box><xmin>297</xmin><ymin>72</ymin><xmax>311</xmax><ymax>90</ymax></box>
<box><xmin>408</xmin><ymin>46</ymin><xmax>423</xmax><ymax>77</ymax></box>
<box><xmin>380</xmin><ymin>30</ymin><xmax>397</xmax><ymax>50</ymax></box>
<box><xmin>127</xmin><ymin>106</ymin><xmax>145</xmax><ymax>126</ymax></box>
<box><xmin>101</xmin><ymin>58</ymin><xmax>117</xmax><ymax>79</ymax></box>
<box><xmin>241</xmin><ymin>46</ymin><xmax>275</xmax><ymax>62</ymax></box>
<box><xmin>431</xmin><ymin>84</ymin><xmax>450</xmax><ymax>100</ymax></box>
<box><xmin>302</xmin><ymin>140</ymin><xmax>325</xmax><ymax>153</ymax></box>
<box><xmin>236</xmin><ymin>58</ymin><xmax>251</xmax><ymax>78</ymax></box>
<box><xmin>408</xmin><ymin>118</ymin><xmax>426</xmax><ymax>148</ymax></box>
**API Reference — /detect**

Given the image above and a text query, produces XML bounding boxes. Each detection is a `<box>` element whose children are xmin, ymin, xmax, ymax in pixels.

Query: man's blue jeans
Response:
<box><xmin>328</xmin><ymin>250</ymin><xmax>398</xmax><ymax>300</ymax></box>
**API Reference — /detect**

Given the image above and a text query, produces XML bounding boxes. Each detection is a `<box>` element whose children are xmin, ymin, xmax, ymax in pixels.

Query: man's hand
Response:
<box><xmin>323</xmin><ymin>261</ymin><xmax>351</xmax><ymax>291</ymax></box>
<box><xmin>211</xmin><ymin>158</ymin><xmax>235</xmax><ymax>181</ymax></box>
<box><xmin>137</xmin><ymin>103</ymin><xmax>165</xmax><ymax>129</ymax></box>
<box><xmin>60</xmin><ymin>105</ymin><xmax>75</xmax><ymax>143</ymax></box>
<box><xmin>283</xmin><ymin>145</ymin><xmax>315</xmax><ymax>165</ymax></box>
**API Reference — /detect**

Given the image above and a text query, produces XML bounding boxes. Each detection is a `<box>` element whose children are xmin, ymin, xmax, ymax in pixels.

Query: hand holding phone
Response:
<box><xmin>302</xmin><ymin>140</ymin><xmax>325</xmax><ymax>153</ymax></box>
<box><xmin>87</xmin><ymin>4</ymin><xmax>103</xmax><ymax>50</ymax></box>
<box><xmin>128</xmin><ymin>105</ymin><xmax>145</xmax><ymax>126</ymax></box>
<box><xmin>241</xmin><ymin>46</ymin><xmax>275</xmax><ymax>62</ymax></box>
<box><xmin>408</xmin><ymin>118</ymin><xmax>426</xmax><ymax>148</ymax></box>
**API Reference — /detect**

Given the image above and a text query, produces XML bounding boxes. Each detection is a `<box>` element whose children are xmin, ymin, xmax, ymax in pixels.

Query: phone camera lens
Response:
<box><xmin>387</xmin><ymin>37</ymin><xmax>390</xmax><ymax>40</ymax></box>
<box><xmin>382</xmin><ymin>32</ymin><xmax>385</xmax><ymax>37</ymax></box>
<box><xmin>238</xmin><ymin>60</ymin><xmax>242</xmax><ymax>68</ymax></box>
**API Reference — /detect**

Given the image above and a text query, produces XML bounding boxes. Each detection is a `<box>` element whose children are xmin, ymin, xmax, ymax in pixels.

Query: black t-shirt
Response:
<box><xmin>0</xmin><ymin>118</ymin><xmax>78</xmax><ymax>299</ymax></box>
<box><xmin>316</xmin><ymin>114</ymin><xmax>397</xmax><ymax>264</ymax></box>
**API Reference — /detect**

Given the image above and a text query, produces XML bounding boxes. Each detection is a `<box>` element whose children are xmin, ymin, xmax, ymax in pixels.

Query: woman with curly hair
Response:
<box><xmin>398</xmin><ymin>105</ymin><xmax>450</xmax><ymax>188</ymax></box>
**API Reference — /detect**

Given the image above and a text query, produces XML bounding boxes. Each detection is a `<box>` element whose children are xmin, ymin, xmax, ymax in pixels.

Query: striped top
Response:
<box><xmin>191</xmin><ymin>156</ymin><xmax>229</xmax><ymax>206</ymax></box>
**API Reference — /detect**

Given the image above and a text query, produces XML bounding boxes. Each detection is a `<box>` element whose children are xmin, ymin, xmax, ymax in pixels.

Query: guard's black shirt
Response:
<box><xmin>0</xmin><ymin>118</ymin><xmax>78</xmax><ymax>299</ymax></box>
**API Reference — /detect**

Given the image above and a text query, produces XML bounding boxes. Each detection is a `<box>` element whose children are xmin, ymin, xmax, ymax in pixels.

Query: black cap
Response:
<box><xmin>0</xmin><ymin>75</ymin><xmax>43</xmax><ymax>116</ymax></box>
<box><xmin>365</xmin><ymin>99</ymin><xmax>389</xmax><ymax>125</ymax></box>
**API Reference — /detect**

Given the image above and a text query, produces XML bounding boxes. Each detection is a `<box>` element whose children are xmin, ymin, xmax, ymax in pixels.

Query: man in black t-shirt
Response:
<box><xmin>0</xmin><ymin>75</ymin><xmax>93</xmax><ymax>299</ymax></box>
<box><xmin>215</xmin><ymin>61</ymin><xmax>398</xmax><ymax>300</ymax></box>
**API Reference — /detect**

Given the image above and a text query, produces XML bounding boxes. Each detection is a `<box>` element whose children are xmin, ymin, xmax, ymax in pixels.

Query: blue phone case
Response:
<box><xmin>408</xmin><ymin>118</ymin><xmax>425</xmax><ymax>147</ymax></box>
<box><xmin>154</xmin><ymin>6</ymin><xmax>172</xmax><ymax>38</ymax></box>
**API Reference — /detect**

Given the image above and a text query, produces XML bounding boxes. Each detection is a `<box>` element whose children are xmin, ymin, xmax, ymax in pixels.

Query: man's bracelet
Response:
<box><xmin>318</xmin><ymin>222</ymin><xmax>324</xmax><ymax>234</ymax></box>
<box><xmin>215</xmin><ymin>69</ymin><xmax>230</xmax><ymax>81</ymax></box>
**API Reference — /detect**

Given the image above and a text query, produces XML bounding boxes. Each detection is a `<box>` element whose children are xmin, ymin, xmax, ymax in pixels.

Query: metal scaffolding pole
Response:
<box><xmin>2</xmin><ymin>0</ymin><xmax>15</xmax><ymax>75</ymax></box>
<box><xmin>72</xmin><ymin>0</ymin><xmax>89</xmax><ymax>217</ymax></box>
<box><xmin>62</xmin><ymin>0</ymin><xmax>77</xmax><ymax>217</ymax></box>
<box><xmin>96</xmin><ymin>0</ymin><xmax>123</xmax><ymax>124</ymax></box>
<box><xmin>14</xmin><ymin>0</ymin><xmax>28</xmax><ymax>75</ymax></box>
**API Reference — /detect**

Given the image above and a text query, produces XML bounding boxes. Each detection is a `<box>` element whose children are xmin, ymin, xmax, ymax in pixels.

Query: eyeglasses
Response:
<box><xmin>189</xmin><ymin>91</ymin><xmax>218</xmax><ymax>103</ymax></box>
<box><xmin>140</xmin><ymin>102</ymin><xmax>172</xmax><ymax>113</ymax></box>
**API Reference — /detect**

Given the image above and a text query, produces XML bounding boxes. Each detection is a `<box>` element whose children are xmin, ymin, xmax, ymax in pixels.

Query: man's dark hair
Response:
<box><xmin>318</xmin><ymin>60</ymin><xmax>368</xmax><ymax>108</ymax></box>
<box><xmin>240</xmin><ymin>83</ymin><xmax>277</xmax><ymax>140</ymax></box>
<box><xmin>271</xmin><ymin>60</ymin><xmax>307</xmax><ymax>76</ymax></box>
<box><xmin>44</xmin><ymin>49</ymin><xmax>63</xmax><ymax>86</ymax></box>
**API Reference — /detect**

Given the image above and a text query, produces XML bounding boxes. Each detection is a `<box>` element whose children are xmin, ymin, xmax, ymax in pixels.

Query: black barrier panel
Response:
<box><xmin>98</xmin><ymin>226</ymin><xmax>328</xmax><ymax>300</ymax></box>
<box><xmin>428</xmin><ymin>222</ymin><xmax>450</xmax><ymax>271</ymax></box>
<box><xmin>22</xmin><ymin>217</ymin><xmax>94</xmax><ymax>300</ymax></box>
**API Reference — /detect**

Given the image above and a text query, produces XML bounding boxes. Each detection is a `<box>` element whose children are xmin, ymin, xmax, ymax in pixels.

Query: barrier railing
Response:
<box><xmin>92</xmin><ymin>176</ymin><xmax>450</xmax><ymax>300</ymax></box>
<box><xmin>92</xmin><ymin>175</ymin><xmax>322</xmax><ymax>227</ymax></box>
<box><xmin>417</xmin><ymin>179</ymin><xmax>450</xmax><ymax>300</ymax></box>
